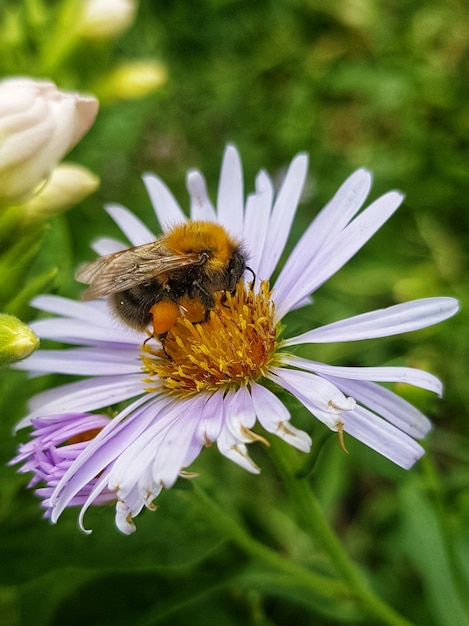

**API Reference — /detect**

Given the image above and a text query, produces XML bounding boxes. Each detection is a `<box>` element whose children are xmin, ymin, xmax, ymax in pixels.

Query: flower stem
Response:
<box><xmin>38</xmin><ymin>0</ymin><xmax>82</xmax><ymax>74</ymax></box>
<box><xmin>268</xmin><ymin>438</ymin><xmax>413</xmax><ymax>626</ymax></box>
<box><xmin>190</xmin><ymin>482</ymin><xmax>347</xmax><ymax>602</ymax></box>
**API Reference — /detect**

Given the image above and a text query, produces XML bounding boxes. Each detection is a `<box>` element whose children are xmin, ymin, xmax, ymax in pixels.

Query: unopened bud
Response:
<box><xmin>22</xmin><ymin>163</ymin><xmax>100</xmax><ymax>221</ymax></box>
<box><xmin>78</xmin><ymin>0</ymin><xmax>137</xmax><ymax>40</ymax></box>
<box><xmin>0</xmin><ymin>314</ymin><xmax>39</xmax><ymax>366</ymax></box>
<box><xmin>97</xmin><ymin>60</ymin><xmax>167</xmax><ymax>101</ymax></box>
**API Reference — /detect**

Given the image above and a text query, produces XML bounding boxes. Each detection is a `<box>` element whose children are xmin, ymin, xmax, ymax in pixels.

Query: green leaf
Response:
<box><xmin>399</xmin><ymin>478</ymin><xmax>469</xmax><ymax>626</ymax></box>
<box><xmin>0</xmin><ymin>224</ymin><xmax>48</xmax><ymax>307</ymax></box>
<box><xmin>4</xmin><ymin>267</ymin><xmax>58</xmax><ymax>319</ymax></box>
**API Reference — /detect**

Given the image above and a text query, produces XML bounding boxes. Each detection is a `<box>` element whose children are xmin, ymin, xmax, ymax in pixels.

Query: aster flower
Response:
<box><xmin>13</xmin><ymin>146</ymin><xmax>458</xmax><ymax>534</ymax></box>
<box><xmin>13</xmin><ymin>412</ymin><xmax>116</xmax><ymax>515</ymax></box>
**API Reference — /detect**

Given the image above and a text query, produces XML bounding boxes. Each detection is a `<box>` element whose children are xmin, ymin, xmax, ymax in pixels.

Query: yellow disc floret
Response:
<box><xmin>141</xmin><ymin>281</ymin><xmax>278</xmax><ymax>394</ymax></box>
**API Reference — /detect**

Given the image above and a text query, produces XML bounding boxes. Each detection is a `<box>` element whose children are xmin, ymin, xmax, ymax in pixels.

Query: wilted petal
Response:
<box><xmin>50</xmin><ymin>397</ymin><xmax>161</xmax><ymax>522</ymax></box>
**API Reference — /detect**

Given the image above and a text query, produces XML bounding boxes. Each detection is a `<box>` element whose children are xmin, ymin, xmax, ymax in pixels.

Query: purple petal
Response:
<box><xmin>242</xmin><ymin>171</ymin><xmax>274</xmax><ymax>277</ymax></box>
<box><xmin>224</xmin><ymin>386</ymin><xmax>257</xmax><ymax>440</ymax></box>
<box><xmin>268</xmin><ymin>367</ymin><xmax>355</xmax><ymax>429</ymax></box>
<box><xmin>31</xmin><ymin>295</ymin><xmax>110</xmax><ymax>324</ymax></box>
<box><xmin>18</xmin><ymin>374</ymin><xmax>145</xmax><ymax>427</ymax></box>
<box><xmin>14</xmin><ymin>347</ymin><xmax>141</xmax><ymax>377</ymax></box>
<box><xmin>151</xmin><ymin>396</ymin><xmax>205</xmax><ymax>488</ymax></box>
<box><xmin>250</xmin><ymin>382</ymin><xmax>312</xmax><ymax>452</ymax></box>
<box><xmin>109</xmin><ymin>396</ymin><xmax>201</xmax><ymax>495</ymax></box>
<box><xmin>196</xmin><ymin>391</ymin><xmax>225</xmax><ymax>444</ymax></box>
<box><xmin>284</xmin><ymin>297</ymin><xmax>459</xmax><ymax>344</ymax></box>
<box><xmin>274</xmin><ymin>169</ymin><xmax>372</xmax><ymax>315</ymax></box>
<box><xmin>50</xmin><ymin>396</ymin><xmax>165</xmax><ymax>522</ymax></box>
<box><xmin>280</xmin><ymin>355</ymin><xmax>443</xmax><ymax>396</ymax></box>
<box><xmin>216</xmin><ymin>427</ymin><xmax>260</xmax><ymax>473</ymax></box>
<box><xmin>343</xmin><ymin>406</ymin><xmax>425</xmax><ymax>469</ymax></box>
<box><xmin>256</xmin><ymin>153</ymin><xmax>309</xmax><ymax>280</ymax></box>
<box><xmin>216</xmin><ymin>389</ymin><xmax>260</xmax><ymax>473</ymax></box>
<box><xmin>78</xmin><ymin>470</ymin><xmax>118</xmax><ymax>534</ymax></box>
<box><xmin>29</xmin><ymin>317</ymin><xmax>142</xmax><ymax>347</ymax></box>
<box><xmin>274</xmin><ymin>191</ymin><xmax>404</xmax><ymax>319</ymax></box>
<box><xmin>322</xmin><ymin>376</ymin><xmax>432</xmax><ymax>438</ymax></box>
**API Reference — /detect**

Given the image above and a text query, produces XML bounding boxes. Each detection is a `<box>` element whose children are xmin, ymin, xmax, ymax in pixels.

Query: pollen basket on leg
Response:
<box><xmin>141</xmin><ymin>281</ymin><xmax>278</xmax><ymax>394</ymax></box>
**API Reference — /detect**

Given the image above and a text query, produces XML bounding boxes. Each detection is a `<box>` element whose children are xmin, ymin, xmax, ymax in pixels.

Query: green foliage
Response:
<box><xmin>1</xmin><ymin>0</ymin><xmax>468</xmax><ymax>624</ymax></box>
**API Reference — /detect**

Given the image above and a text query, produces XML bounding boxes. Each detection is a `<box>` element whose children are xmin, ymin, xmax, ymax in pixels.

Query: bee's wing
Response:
<box><xmin>75</xmin><ymin>241</ymin><xmax>200</xmax><ymax>300</ymax></box>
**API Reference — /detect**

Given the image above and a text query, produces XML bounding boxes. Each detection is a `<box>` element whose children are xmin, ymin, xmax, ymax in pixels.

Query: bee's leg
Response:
<box><xmin>190</xmin><ymin>289</ymin><xmax>214</xmax><ymax>323</ymax></box>
<box><xmin>143</xmin><ymin>333</ymin><xmax>154</xmax><ymax>346</ymax></box>
<box><xmin>245</xmin><ymin>266</ymin><xmax>256</xmax><ymax>290</ymax></box>
<box><xmin>158</xmin><ymin>332</ymin><xmax>173</xmax><ymax>360</ymax></box>
<box><xmin>188</xmin><ymin>308</ymin><xmax>211</xmax><ymax>326</ymax></box>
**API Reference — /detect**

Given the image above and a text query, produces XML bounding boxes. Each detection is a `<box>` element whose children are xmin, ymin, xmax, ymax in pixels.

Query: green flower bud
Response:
<box><xmin>0</xmin><ymin>313</ymin><xmax>39</xmax><ymax>366</ymax></box>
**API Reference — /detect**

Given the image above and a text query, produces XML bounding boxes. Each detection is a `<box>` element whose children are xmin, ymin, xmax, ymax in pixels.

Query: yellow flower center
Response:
<box><xmin>141</xmin><ymin>281</ymin><xmax>278</xmax><ymax>395</ymax></box>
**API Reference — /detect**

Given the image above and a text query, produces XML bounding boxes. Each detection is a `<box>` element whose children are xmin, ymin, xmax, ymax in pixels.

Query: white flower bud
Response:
<box><xmin>21</xmin><ymin>163</ymin><xmax>100</xmax><ymax>221</ymax></box>
<box><xmin>0</xmin><ymin>77</ymin><xmax>98</xmax><ymax>207</ymax></box>
<box><xmin>78</xmin><ymin>0</ymin><xmax>137</xmax><ymax>40</ymax></box>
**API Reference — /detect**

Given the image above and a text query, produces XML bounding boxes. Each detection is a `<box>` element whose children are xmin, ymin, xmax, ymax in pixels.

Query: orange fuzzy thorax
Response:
<box><xmin>163</xmin><ymin>221</ymin><xmax>236</xmax><ymax>269</ymax></box>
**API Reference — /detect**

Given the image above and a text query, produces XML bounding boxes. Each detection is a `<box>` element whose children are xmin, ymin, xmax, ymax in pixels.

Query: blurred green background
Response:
<box><xmin>0</xmin><ymin>0</ymin><xmax>468</xmax><ymax>624</ymax></box>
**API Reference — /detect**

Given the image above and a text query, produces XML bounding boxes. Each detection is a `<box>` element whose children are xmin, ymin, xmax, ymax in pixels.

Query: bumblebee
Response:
<box><xmin>75</xmin><ymin>220</ymin><xmax>248</xmax><ymax>338</ymax></box>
